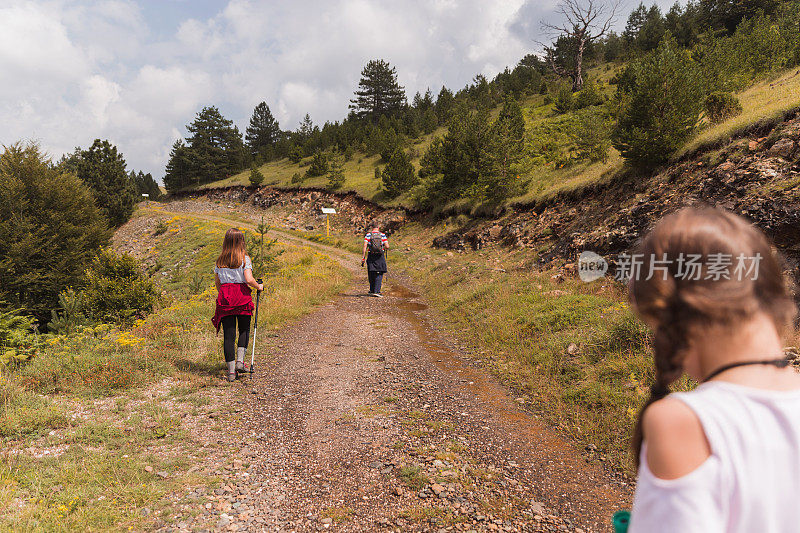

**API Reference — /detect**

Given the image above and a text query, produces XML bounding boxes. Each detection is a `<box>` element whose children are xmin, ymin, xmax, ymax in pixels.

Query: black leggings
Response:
<box><xmin>221</xmin><ymin>315</ymin><xmax>251</xmax><ymax>362</ymax></box>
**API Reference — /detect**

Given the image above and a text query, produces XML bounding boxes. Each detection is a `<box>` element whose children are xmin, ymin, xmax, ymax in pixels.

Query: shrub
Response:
<box><xmin>249</xmin><ymin>165</ymin><xmax>265</xmax><ymax>186</ymax></box>
<box><xmin>612</xmin><ymin>37</ymin><xmax>704</xmax><ymax>168</ymax></box>
<box><xmin>291</xmin><ymin>172</ymin><xmax>304</xmax><ymax>184</ymax></box>
<box><xmin>247</xmin><ymin>216</ymin><xmax>283</xmax><ymax>277</ymax></box>
<box><xmin>288</xmin><ymin>145</ymin><xmax>303</xmax><ymax>163</ymax></box>
<box><xmin>539</xmin><ymin>80</ymin><xmax>549</xmax><ymax>94</ymax></box>
<box><xmin>306</xmin><ymin>151</ymin><xmax>328</xmax><ymax>177</ymax></box>
<box><xmin>574</xmin><ymin>81</ymin><xmax>605</xmax><ymax>109</ymax></box>
<box><xmin>326</xmin><ymin>150</ymin><xmax>345</xmax><ymax>190</ymax></box>
<box><xmin>554</xmin><ymin>85</ymin><xmax>575</xmax><ymax>114</ymax></box>
<box><xmin>0</xmin><ymin>143</ymin><xmax>111</xmax><ymax>323</ymax></box>
<box><xmin>0</xmin><ymin>307</ymin><xmax>39</xmax><ymax>364</ymax></box>
<box><xmin>48</xmin><ymin>289</ymin><xmax>90</xmax><ymax>335</ymax></box>
<box><xmin>78</xmin><ymin>249</ymin><xmax>159</xmax><ymax>324</ymax></box>
<box><xmin>381</xmin><ymin>148</ymin><xmax>417</xmax><ymax>198</ymax></box>
<box><xmin>704</xmin><ymin>91</ymin><xmax>743</xmax><ymax>124</ymax></box>
<box><xmin>153</xmin><ymin>219</ymin><xmax>168</xmax><ymax>236</ymax></box>
<box><xmin>572</xmin><ymin>111</ymin><xmax>612</xmax><ymax>163</ymax></box>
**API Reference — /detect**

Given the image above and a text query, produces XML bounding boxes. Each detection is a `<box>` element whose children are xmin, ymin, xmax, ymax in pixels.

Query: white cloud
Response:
<box><xmin>2</xmin><ymin>0</ymin><xmax>679</xmax><ymax>180</ymax></box>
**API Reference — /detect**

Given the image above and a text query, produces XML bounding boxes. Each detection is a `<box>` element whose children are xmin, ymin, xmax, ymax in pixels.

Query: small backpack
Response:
<box><xmin>368</xmin><ymin>232</ymin><xmax>384</xmax><ymax>255</ymax></box>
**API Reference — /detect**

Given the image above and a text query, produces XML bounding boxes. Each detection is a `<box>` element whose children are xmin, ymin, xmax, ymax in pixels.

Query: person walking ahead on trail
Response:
<box><xmin>627</xmin><ymin>207</ymin><xmax>800</xmax><ymax>533</ymax></box>
<box><xmin>211</xmin><ymin>228</ymin><xmax>263</xmax><ymax>382</ymax></box>
<box><xmin>361</xmin><ymin>224</ymin><xmax>388</xmax><ymax>297</ymax></box>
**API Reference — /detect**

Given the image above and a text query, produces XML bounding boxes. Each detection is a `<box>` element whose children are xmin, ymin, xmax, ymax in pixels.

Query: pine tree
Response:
<box><xmin>246</xmin><ymin>102</ymin><xmax>282</xmax><ymax>158</ymax></box>
<box><xmin>349</xmin><ymin>59</ymin><xmax>406</xmax><ymax>122</ymax></box>
<box><xmin>0</xmin><ymin>143</ymin><xmax>111</xmax><ymax>322</ymax></box>
<box><xmin>326</xmin><ymin>151</ymin><xmax>345</xmax><ymax>190</ymax></box>
<box><xmin>306</xmin><ymin>151</ymin><xmax>328</xmax><ymax>177</ymax></box>
<box><xmin>381</xmin><ymin>148</ymin><xmax>417</xmax><ymax>198</ymax></box>
<box><xmin>74</xmin><ymin>139</ymin><xmax>137</xmax><ymax>227</ymax></box>
<box><xmin>298</xmin><ymin>114</ymin><xmax>314</xmax><ymax>141</ymax></box>
<box><xmin>612</xmin><ymin>36</ymin><xmax>704</xmax><ymax>168</ymax></box>
<box><xmin>485</xmin><ymin>97</ymin><xmax>526</xmax><ymax>201</ymax></box>
<box><xmin>435</xmin><ymin>86</ymin><xmax>455</xmax><ymax>122</ymax></box>
<box><xmin>164</xmin><ymin>139</ymin><xmax>193</xmax><ymax>192</ymax></box>
<box><xmin>131</xmin><ymin>170</ymin><xmax>162</xmax><ymax>200</ymax></box>
<box><xmin>185</xmin><ymin>106</ymin><xmax>246</xmax><ymax>184</ymax></box>
<box><xmin>249</xmin><ymin>165</ymin><xmax>265</xmax><ymax>186</ymax></box>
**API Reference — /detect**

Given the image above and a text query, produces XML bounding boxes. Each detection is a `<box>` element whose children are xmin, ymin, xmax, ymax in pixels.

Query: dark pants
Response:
<box><xmin>221</xmin><ymin>315</ymin><xmax>251</xmax><ymax>362</ymax></box>
<box><xmin>368</xmin><ymin>271</ymin><xmax>384</xmax><ymax>294</ymax></box>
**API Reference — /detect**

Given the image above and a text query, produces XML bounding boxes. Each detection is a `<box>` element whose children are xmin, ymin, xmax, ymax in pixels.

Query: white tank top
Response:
<box><xmin>630</xmin><ymin>381</ymin><xmax>800</xmax><ymax>533</ymax></box>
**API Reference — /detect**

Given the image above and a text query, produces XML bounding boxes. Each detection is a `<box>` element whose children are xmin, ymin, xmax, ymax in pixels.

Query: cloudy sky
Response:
<box><xmin>1</xmin><ymin>0</ymin><xmax>680</xmax><ymax>180</ymax></box>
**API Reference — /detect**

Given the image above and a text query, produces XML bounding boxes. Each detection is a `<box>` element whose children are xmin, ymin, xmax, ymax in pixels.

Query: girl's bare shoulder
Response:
<box><xmin>643</xmin><ymin>397</ymin><xmax>711</xmax><ymax>480</ymax></box>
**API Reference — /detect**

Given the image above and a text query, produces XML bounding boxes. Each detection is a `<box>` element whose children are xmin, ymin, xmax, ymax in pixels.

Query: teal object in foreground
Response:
<box><xmin>613</xmin><ymin>510</ymin><xmax>631</xmax><ymax>533</ymax></box>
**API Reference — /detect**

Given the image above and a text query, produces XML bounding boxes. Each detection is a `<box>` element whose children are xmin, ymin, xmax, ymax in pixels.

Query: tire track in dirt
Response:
<box><xmin>157</xmin><ymin>204</ymin><xmax>633</xmax><ymax>532</ymax></box>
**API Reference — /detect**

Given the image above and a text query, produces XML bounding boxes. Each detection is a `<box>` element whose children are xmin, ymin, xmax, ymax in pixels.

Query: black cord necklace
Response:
<box><xmin>702</xmin><ymin>356</ymin><xmax>790</xmax><ymax>383</ymax></box>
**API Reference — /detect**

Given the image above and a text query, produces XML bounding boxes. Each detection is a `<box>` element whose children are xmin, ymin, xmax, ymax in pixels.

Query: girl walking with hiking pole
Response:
<box><xmin>624</xmin><ymin>207</ymin><xmax>800</xmax><ymax>532</ymax></box>
<box><xmin>212</xmin><ymin>228</ymin><xmax>263</xmax><ymax>382</ymax></box>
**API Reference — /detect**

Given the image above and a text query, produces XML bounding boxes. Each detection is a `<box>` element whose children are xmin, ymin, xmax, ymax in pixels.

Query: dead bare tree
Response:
<box><xmin>540</xmin><ymin>0</ymin><xmax>621</xmax><ymax>92</ymax></box>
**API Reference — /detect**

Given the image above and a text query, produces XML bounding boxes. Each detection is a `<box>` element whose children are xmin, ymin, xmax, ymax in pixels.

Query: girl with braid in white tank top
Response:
<box><xmin>627</xmin><ymin>207</ymin><xmax>800</xmax><ymax>533</ymax></box>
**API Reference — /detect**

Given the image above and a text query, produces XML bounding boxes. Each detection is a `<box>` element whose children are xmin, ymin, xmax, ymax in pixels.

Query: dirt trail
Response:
<box><xmin>157</xmin><ymin>205</ymin><xmax>633</xmax><ymax>532</ymax></box>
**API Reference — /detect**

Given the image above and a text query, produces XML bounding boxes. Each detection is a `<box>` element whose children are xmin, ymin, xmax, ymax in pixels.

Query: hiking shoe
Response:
<box><xmin>227</xmin><ymin>372</ymin><xmax>237</xmax><ymax>382</ymax></box>
<box><xmin>374</xmin><ymin>293</ymin><xmax>383</xmax><ymax>298</ymax></box>
<box><xmin>235</xmin><ymin>362</ymin><xmax>245</xmax><ymax>373</ymax></box>
<box><xmin>237</xmin><ymin>363</ymin><xmax>251</xmax><ymax>377</ymax></box>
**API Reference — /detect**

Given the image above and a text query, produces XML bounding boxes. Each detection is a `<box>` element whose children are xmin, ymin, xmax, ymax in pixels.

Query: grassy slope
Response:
<box><xmin>201</xmin><ymin>66</ymin><xmax>800</xmax><ymax>212</ymax></box>
<box><xmin>0</xmin><ymin>208</ymin><xmax>349</xmax><ymax>530</ymax></box>
<box><xmin>678</xmin><ymin>68</ymin><xmax>800</xmax><ymax>157</ymax></box>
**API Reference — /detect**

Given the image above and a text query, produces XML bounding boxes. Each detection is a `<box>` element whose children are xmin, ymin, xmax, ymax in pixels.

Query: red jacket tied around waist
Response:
<box><xmin>212</xmin><ymin>283</ymin><xmax>254</xmax><ymax>332</ymax></box>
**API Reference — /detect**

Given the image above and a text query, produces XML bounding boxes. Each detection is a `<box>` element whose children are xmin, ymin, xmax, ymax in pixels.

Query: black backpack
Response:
<box><xmin>368</xmin><ymin>232</ymin><xmax>384</xmax><ymax>255</ymax></box>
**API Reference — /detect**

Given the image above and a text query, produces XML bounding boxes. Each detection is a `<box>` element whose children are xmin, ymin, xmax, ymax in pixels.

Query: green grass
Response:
<box><xmin>200</xmin><ymin>127</ymin><xmax>447</xmax><ymax>207</ymax></box>
<box><xmin>0</xmin><ymin>207</ymin><xmax>350</xmax><ymax>531</ymax></box>
<box><xmin>397</xmin><ymin>464</ymin><xmax>429</xmax><ymax>490</ymax></box>
<box><xmin>678</xmin><ymin>69</ymin><xmax>800</xmax><ymax>158</ymax></box>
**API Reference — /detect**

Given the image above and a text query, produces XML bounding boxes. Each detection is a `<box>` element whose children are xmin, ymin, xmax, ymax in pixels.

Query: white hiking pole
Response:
<box><xmin>248</xmin><ymin>278</ymin><xmax>262</xmax><ymax>378</ymax></box>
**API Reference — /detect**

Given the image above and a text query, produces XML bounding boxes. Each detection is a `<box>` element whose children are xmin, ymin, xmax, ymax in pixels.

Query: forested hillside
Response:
<box><xmin>169</xmin><ymin>0</ymin><xmax>800</xmax><ymax>215</ymax></box>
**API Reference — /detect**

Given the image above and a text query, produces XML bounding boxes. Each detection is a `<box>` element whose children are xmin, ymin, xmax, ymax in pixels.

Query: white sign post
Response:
<box><xmin>321</xmin><ymin>207</ymin><xmax>336</xmax><ymax>236</ymax></box>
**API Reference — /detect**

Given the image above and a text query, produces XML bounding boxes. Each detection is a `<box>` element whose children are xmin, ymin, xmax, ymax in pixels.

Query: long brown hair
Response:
<box><xmin>629</xmin><ymin>206</ymin><xmax>795</xmax><ymax>469</ymax></box>
<box><xmin>216</xmin><ymin>228</ymin><xmax>247</xmax><ymax>269</ymax></box>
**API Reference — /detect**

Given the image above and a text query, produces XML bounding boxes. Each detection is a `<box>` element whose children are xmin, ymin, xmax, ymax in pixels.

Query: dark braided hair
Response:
<box><xmin>629</xmin><ymin>206</ymin><xmax>796</xmax><ymax>470</ymax></box>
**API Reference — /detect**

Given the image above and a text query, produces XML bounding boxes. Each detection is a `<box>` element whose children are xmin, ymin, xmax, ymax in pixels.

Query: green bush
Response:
<box><xmin>0</xmin><ymin>307</ymin><xmax>39</xmax><ymax>364</ymax></box>
<box><xmin>381</xmin><ymin>148</ymin><xmax>417</xmax><ymax>198</ymax></box>
<box><xmin>572</xmin><ymin>111</ymin><xmax>612</xmax><ymax>163</ymax></box>
<box><xmin>574</xmin><ymin>81</ymin><xmax>605</xmax><ymax>109</ymax></box>
<box><xmin>612</xmin><ymin>36</ymin><xmax>704</xmax><ymax>168</ymax></box>
<box><xmin>0</xmin><ymin>143</ymin><xmax>111</xmax><ymax>323</ymax></box>
<box><xmin>554</xmin><ymin>85</ymin><xmax>575</xmax><ymax>114</ymax></box>
<box><xmin>704</xmin><ymin>91</ymin><xmax>743</xmax><ymax>123</ymax></box>
<box><xmin>48</xmin><ymin>289</ymin><xmax>90</xmax><ymax>335</ymax></box>
<box><xmin>249</xmin><ymin>165</ymin><xmax>265</xmax><ymax>186</ymax></box>
<box><xmin>290</xmin><ymin>172</ymin><xmax>304</xmax><ymax>184</ymax></box>
<box><xmin>326</xmin><ymin>151</ymin><xmax>345</xmax><ymax>190</ymax></box>
<box><xmin>697</xmin><ymin>8</ymin><xmax>800</xmax><ymax>92</ymax></box>
<box><xmin>288</xmin><ymin>145</ymin><xmax>303</xmax><ymax>163</ymax></box>
<box><xmin>78</xmin><ymin>249</ymin><xmax>159</xmax><ymax>324</ymax></box>
<box><xmin>306</xmin><ymin>151</ymin><xmax>328</xmax><ymax>177</ymax></box>
<box><xmin>153</xmin><ymin>219</ymin><xmax>168</xmax><ymax>236</ymax></box>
